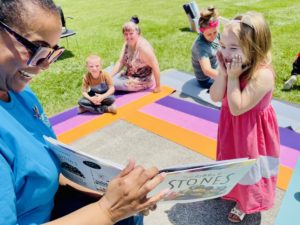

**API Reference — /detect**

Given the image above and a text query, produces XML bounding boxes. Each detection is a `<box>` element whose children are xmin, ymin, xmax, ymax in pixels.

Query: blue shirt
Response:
<box><xmin>0</xmin><ymin>86</ymin><xmax>60</xmax><ymax>225</ymax></box>
<box><xmin>191</xmin><ymin>33</ymin><xmax>220</xmax><ymax>81</ymax></box>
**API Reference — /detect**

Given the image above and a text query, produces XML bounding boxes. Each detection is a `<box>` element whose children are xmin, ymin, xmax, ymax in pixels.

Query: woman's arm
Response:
<box><xmin>45</xmin><ymin>160</ymin><xmax>166</xmax><ymax>225</ymax></box>
<box><xmin>140</xmin><ymin>45</ymin><xmax>161</xmax><ymax>93</ymax></box>
<box><xmin>111</xmin><ymin>44</ymin><xmax>126</xmax><ymax>77</ymax></box>
<box><xmin>59</xmin><ymin>174</ymin><xmax>103</xmax><ymax>198</ymax></box>
<box><xmin>199</xmin><ymin>57</ymin><xmax>218</xmax><ymax>79</ymax></box>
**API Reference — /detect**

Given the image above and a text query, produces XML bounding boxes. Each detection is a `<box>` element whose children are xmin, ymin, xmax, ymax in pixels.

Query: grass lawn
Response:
<box><xmin>31</xmin><ymin>0</ymin><xmax>300</xmax><ymax>116</ymax></box>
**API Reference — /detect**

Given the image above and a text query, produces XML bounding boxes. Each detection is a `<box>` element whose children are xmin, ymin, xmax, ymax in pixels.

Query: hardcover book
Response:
<box><xmin>44</xmin><ymin>136</ymin><xmax>256</xmax><ymax>203</ymax></box>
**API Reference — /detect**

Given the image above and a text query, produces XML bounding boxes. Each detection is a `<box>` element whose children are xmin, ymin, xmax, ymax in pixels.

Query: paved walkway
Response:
<box><xmin>71</xmin><ymin>113</ymin><xmax>284</xmax><ymax>225</ymax></box>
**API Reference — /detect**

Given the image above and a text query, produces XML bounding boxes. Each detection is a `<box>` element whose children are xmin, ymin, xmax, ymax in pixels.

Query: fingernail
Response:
<box><xmin>160</xmin><ymin>172</ymin><xmax>167</xmax><ymax>178</ymax></box>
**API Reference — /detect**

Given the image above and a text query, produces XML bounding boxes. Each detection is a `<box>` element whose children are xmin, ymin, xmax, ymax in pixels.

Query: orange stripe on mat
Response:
<box><xmin>125</xmin><ymin>110</ymin><xmax>292</xmax><ymax>191</ymax></box>
<box><xmin>277</xmin><ymin>165</ymin><xmax>293</xmax><ymax>190</ymax></box>
<box><xmin>125</xmin><ymin>110</ymin><xmax>217</xmax><ymax>159</ymax></box>
<box><xmin>57</xmin><ymin>86</ymin><xmax>174</xmax><ymax>144</ymax></box>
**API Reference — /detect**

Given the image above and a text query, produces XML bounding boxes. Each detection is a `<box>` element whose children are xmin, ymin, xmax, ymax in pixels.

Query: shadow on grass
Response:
<box><xmin>281</xmin><ymin>85</ymin><xmax>300</xmax><ymax>92</ymax></box>
<box><xmin>58</xmin><ymin>49</ymin><xmax>75</xmax><ymax>61</ymax></box>
<box><xmin>179</xmin><ymin>27</ymin><xmax>194</xmax><ymax>33</ymax></box>
<box><xmin>167</xmin><ymin>198</ymin><xmax>261</xmax><ymax>225</ymax></box>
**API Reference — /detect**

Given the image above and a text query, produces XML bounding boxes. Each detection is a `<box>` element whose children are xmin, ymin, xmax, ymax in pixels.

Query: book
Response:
<box><xmin>44</xmin><ymin>136</ymin><xmax>256</xmax><ymax>203</ymax></box>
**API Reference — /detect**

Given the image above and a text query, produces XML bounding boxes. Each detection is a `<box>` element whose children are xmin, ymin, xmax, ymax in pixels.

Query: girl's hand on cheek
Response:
<box><xmin>227</xmin><ymin>55</ymin><xmax>243</xmax><ymax>79</ymax></box>
<box><xmin>217</xmin><ymin>51</ymin><xmax>227</xmax><ymax>77</ymax></box>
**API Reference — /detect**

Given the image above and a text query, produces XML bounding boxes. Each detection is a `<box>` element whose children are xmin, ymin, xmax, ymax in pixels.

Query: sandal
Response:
<box><xmin>228</xmin><ymin>206</ymin><xmax>246</xmax><ymax>223</ymax></box>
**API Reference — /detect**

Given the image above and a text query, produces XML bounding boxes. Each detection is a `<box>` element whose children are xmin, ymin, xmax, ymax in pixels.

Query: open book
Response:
<box><xmin>44</xmin><ymin>136</ymin><xmax>256</xmax><ymax>203</ymax></box>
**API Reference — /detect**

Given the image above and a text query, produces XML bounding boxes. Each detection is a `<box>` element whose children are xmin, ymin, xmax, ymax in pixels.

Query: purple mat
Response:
<box><xmin>49</xmin><ymin>107</ymin><xmax>78</xmax><ymax>126</ymax></box>
<box><xmin>156</xmin><ymin>96</ymin><xmax>220</xmax><ymax>123</ymax></box>
<box><xmin>157</xmin><ymin>96</ymin><xmax>300</xmax><ymax>151</ymax></box>
<box><xmin>49</xmin><ymin>92</ymin><xmax>128</xmax><ymax>126</ymax></box>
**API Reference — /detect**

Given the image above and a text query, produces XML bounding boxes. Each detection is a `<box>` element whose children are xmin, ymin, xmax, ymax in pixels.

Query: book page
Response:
<box><xmin>44</xmin><ymin>136</ymin><xmax>123</xmax><ymax>192</ymax></box>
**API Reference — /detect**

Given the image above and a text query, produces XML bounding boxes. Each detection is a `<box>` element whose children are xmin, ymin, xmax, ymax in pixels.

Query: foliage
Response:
<box><xmin>30</xmin><ymin>0</ymin><xmax>300</xmax><ymax>116</ymax></box>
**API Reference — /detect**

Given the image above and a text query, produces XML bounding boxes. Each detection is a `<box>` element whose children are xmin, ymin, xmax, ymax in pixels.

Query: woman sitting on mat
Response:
<box><xmin>191</xmin><ymin>6</ymin><xmax>220</xmax><ymax>89</ymax></box>
<box><xmin>111</xmin><ymin>16</ymin><xmax>161</xmax><ymax>93</ymax></box>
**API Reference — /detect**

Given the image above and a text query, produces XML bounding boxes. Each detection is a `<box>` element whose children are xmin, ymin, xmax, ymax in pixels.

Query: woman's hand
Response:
<box><xmin>152</xmin><ymin>86</ymin><xmax>161</xmax><ymax>93</ymax></box>
<box><xmin>97</xmin><ymin>160</ymin><xmax>167</xmax><ymax>224</ymax></box>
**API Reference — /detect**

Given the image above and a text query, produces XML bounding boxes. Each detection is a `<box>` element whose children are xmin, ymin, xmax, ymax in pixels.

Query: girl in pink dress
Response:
<box><xmin>210</xmin><ymin>12</ymin><xmax>280</xmax><ymax>223</ymax></box>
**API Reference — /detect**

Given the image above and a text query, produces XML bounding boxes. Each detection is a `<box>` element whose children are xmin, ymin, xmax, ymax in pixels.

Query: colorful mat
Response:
<box><xmin>161</xmin><ymin>69</ymin><xmax>300</xmax><ymax>131</ymax></box>
<box><xmin>49</xmin><ymin>77</ymin><xmax>298</xmax><ymax>190</ymax></box>
<box><xmin>275</xmin><ymin>158</ymin><xmax>300</xmax><ymax>225</ymax></box>
<box><xmin>55</xmin><ymin>86</ymin><xmax>175</xmax><ymax>143</ymax></box>
<box><xmin>126</xmin><ymin>95</ymin><xmax>298</xmax><ymax>190</ymax></box>
<box><xmin>51</xmin><ymin>91</ymin><xmax>151</xmax><ymax>135</ymax></box>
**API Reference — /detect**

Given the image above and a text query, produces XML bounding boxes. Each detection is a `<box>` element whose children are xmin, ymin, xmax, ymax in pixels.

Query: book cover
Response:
<box><xmin>150</xmin><ymin>158</ymin><xmax>256</xmax><ymax>203</ymax></box>
<box><xmin>44</xmin><ymin>136</ymin><xmax>256</xmax><ymax>202</ymax></box>
<box><xmin>44</xmin><ymin>136</ymin><xmax>123</xmax><ymax>192</ymax></box>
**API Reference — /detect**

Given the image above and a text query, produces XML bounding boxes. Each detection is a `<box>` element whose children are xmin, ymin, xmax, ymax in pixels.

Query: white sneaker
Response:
<box><xmin>283</xmin><ymin>75</ymin><xmax>297</xmax><ymax>90</ymax></box>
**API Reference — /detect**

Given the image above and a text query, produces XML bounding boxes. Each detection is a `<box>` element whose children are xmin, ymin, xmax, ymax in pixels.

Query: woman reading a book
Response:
<box><xmin>0</xmin><ymin>1</ymin><xmax>166</xmax><ymax>225</ymax></box>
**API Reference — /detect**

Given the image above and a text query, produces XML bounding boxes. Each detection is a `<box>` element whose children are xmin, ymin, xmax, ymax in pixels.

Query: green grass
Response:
<box><xmin>30</xmin><ymin>0</ymin><xmax>300</xmax><ymax>116</ymax></box>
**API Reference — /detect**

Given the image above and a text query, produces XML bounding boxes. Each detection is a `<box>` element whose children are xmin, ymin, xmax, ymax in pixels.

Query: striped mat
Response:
<box><xmin>49</xmin><ymin>84</ymin><xmax>296</xmax><ymax>190</ymax></box>
<box><xmin>127</xmin><ymin>95</ymin><xmax>298</xmax><ymax>190</ymax></box>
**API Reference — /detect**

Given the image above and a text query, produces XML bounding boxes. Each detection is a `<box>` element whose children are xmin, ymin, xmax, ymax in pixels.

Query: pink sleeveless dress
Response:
<box><xmin>217</xmin><ymin>69</ymin><xmax>280</xmax><ymax>214</ymax></box>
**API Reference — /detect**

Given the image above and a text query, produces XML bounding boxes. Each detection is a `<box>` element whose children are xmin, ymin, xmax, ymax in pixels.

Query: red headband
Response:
<box><xmin>199</xmin><ymin>20</ymin><xmax>219</xmax><ymax>33</ymax></box>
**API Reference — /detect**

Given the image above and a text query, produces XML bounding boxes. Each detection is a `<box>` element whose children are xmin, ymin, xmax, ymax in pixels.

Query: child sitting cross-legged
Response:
<box><xmin>78</xmin><ymin>54</ymin><xmax>117</xmax><ymax>114</ymax></box>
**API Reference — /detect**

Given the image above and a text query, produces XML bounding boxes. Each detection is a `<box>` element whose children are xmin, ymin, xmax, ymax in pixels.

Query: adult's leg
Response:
<box><xmin>197</xmin><ymin>78</ymin><xmax>214</xmax><ymax>89</ymax></box>
<box><xmin>114</xmin><ymin>75</ymin><xmax>152</xmax><ymax>92</ymax></box>
<box><xmin>51</xmin><ymin>185</ymin><xmax>143</xmax><ymax>224</ymax></box>
<box><xmin>113</xmin><ymin>74</ymin><xmax>131</xmax><ymax>91</ymax></box>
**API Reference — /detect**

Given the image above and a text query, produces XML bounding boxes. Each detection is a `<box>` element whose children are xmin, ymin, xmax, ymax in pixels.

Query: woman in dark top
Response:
<box><xmin>191</xmin><ymin>6</ymin><xmax>220</xmax><ymax>89</ymax></box>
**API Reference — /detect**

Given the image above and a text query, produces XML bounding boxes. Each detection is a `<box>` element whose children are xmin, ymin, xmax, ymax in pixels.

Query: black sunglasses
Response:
<box><xmin>0</xmin><ymin>20</ymin><xmax>65</xmax><ymax>66</ymax></box>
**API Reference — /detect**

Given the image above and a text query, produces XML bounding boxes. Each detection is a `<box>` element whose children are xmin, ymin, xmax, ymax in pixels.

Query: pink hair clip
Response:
<box><xmin>199</xmin><ymin>20</ymin><xmax>219</xmax><ymax>33</ymax></box>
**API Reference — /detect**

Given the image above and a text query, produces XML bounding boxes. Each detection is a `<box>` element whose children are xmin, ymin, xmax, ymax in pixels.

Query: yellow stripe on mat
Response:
<box><xmin>125</xmin><ymin>110</ymin><xmax>292</xmax><ymax>191</ymax></box>
<box><xmin>57</xmin><ymin>86</ymin><xmax>174</xmax><ymax>144</ymax></box>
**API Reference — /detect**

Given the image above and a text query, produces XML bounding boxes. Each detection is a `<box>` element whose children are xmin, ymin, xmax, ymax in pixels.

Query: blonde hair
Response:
<box><xmin>198</xmin><ymin>6</ymin><xmax>219</xmax><ymax>29</ymax></box>
<box><xmin>85</xmin><ymin>54</ymin><xmax>102</xmax><ymax>78</ymax></box>
<box><xmin>122</xmin><ymin>21</ymin><xmax>140</xmax><ymax>34</ymax></box>
<box><xmin>85</xmin><ymin>54</ymin><xmax>102</xmax><ymax>65</ymax></box>
<box><xmin>225</xmin><ymin>11</ymin><xmax>272</xmax><ymax>81</ymax></box>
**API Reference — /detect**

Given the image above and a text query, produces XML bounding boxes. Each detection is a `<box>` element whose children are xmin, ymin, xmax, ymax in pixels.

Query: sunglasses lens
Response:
<box><xmin>28</xmin><ymin>47</ymin><xmax>52</xmax><ymax>66</ymax></box>
<box><xmin>48</xmin><ymin>48</ymin><xmax>65</xmax><ymax>64</ymax></box>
